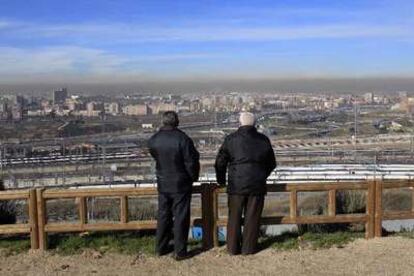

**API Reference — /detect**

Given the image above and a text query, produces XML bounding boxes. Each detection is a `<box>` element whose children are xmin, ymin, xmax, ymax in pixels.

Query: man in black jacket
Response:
<box><xmin>148</xmin><ymin>111</ymin><xmax>200</xmax><ymax>260</ymax></box>
<box><xmin>215</xmin><ymin>112</ymin><xmax>276</xmax><ymax>255</ymax></box>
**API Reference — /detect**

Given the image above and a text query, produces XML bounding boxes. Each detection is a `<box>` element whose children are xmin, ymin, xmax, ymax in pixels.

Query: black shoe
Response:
<box><xmin>156</xmin><ymin>251</ymin><xmax>169</xmax><ymax>257</ymax></box>
<box><xmin>173</xmin><ymin>254</ymin><xmax>190</xmax><ymax>261</ymax></box>
<box><xmin>241</xmin><ymin>250</ymin><xmax>257</xmax><ymax>256</ymax></box>
<box><xmin>228</xmin><ymin>249</ymin><xmax>241</xmax><ymax>256</ymax></box>
<box><xmin>156</xmin><ymin>245</ymin><xmax>174</xmax><ymax>256</ymax></box>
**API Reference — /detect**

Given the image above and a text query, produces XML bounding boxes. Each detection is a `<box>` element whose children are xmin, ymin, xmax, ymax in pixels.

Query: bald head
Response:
<box><xmin>239</xmin><ymin>112</ymin><xmax>255</xmax><ymax>126</ymax></box>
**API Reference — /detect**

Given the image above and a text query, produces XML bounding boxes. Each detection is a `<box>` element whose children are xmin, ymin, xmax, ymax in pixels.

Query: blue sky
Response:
<box><xmin>0</xmin><ymin>0</ymin><xmax>413</xmax><ymax>82</ymax></box>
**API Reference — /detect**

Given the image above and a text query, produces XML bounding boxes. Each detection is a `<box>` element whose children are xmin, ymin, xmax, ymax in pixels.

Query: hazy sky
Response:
<box><xmin>0</xmin><ymin>0</ymin><xmax>414</xmax><ymax>83</ymax></box>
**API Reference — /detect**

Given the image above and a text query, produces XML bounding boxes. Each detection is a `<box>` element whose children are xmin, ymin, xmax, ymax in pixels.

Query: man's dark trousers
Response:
<box><xmin>227</xmin><ymin>194</ymin><xmax>264</xmax><ymax>255</ymax></box>
<box><xmin>156</xmin><ymin>192</ymin><xmax>191</xmax><ymax>257</ymax></box>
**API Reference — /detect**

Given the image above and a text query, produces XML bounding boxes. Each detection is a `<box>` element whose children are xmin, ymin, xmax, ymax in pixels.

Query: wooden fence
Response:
<box><xmin>0</xmin><ymin>189</ymin><xmax>38</xmax><ymax>249</ymax></box>
<box><xmin>0</xmin><ymin>181</ymin><xmax>412</xmax><ymax>250</ymax></box>
<box><xmin>201</xmin><ymin>181</ymin><xmax>376</xmax><ymax>247</ymax></box>
<box><xmin>36</xmin><ymin>186</ymin><xmax>204</xmax><ymax>250</ymax></box>
<box><xmin>376</xmin><ymin>180</ymin><xmax>414</xmax><ymax>237</ymax></box>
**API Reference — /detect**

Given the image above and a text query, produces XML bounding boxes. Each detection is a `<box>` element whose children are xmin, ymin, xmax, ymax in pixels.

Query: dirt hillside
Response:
<box><xmin>1</xmin><ymin>237</ymin><xmax>414</xmax><ymax>276</ymax></box>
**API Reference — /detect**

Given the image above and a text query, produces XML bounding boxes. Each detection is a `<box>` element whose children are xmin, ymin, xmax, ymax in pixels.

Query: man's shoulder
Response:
<box><xmin>148</xmin><ymin>129</ymin><xmax>173</xmax><ymax>142</ymax></box>
<box><xmin>256</xmin><ymin>131</ymin><xmax>271</xmax><ymax>141</ymax></box>
<box><xmin>223</xmin><ymin>131</ymin><xmax>238</xmax><ymax>142</ymax></box>
<box><xmin>229</xmin><ymin>130</ymin><xmax>240</xmax><ymax>138</ymax></box>
<box><xmin>149</xmin><ymin>130</ymin><xmax>161</xmax><ymax>140</ymax></box>
<box><xmin>175</xmin><ymin>128</ymin><xmax>192</xmax><ymax>140</ymax></box>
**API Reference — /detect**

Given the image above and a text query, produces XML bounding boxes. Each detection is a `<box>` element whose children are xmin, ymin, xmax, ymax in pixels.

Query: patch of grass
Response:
<box><xmin>388</xmin><ymin>228</ymin><xmax>414</xmax><ymax>239</ymax></box>
<box><xmin>301</xmin><ymin>231</ymin><xmax>363</xmax><ymax>249</ymax></box>
<box><xmin>47</xmin><ymin>231</ymin><xmax>203</xmax><ymax>256</ymax></box>
<box><xmin>392</xmin><ymin>231</ymin><xmax>414</xmax><ymax>239</ymax></box>
<box><xmin>260</xmin><ymin>232</ymin><xmax>299</xmax><ymax>250</ymax></box>
<box><xmin>49</xmin><ymin>232</ymin><xmax>157</xmax><ymax>255</ymax></box>
<box><xmin>0</xmin><ymin>230</ymin><xmax>364</xmax><ymax>256</ymax></box>
<box><xmin>261</xmin><ymin>231</ymin><xmax>363</xmax><ymax>251</ymax></box>
<box><xmin>188</xmin><ymin>239</ymin><xmax>203</xmax><ymax>251</ymax></box>
<box><xmin>0</xmin><ymin>236</ymin><xmax>31</xmax><ymax>255</ymax></box>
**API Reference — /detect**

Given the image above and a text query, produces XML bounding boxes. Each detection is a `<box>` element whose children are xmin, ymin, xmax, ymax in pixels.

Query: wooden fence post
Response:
<box><xmin>36</xmin><ymin>188</ymin><xmax>47</xmax><ymax>250</ymax></box>
<box><xmin>328</xmin><ymin>189</ymin><xmax>336</xmax><ymax>217</ymax></box>
<box><xmin>120</xmin><ymin>196</ymin><xmax>128</xmax><ymax>224</ymax></box>
<box><xmin>365</xmin><ymin>181</ymin><xmax>375</xmax><ymax>239</ymax></box>
<box><xmin>290</xmin><ymin>190</ymin><xmax>297</xmax><ymax>219</ymax></box>
<box><xmin>374</xmin><ymin>180</ymin><xmax>383</xmax><ymax>237</ymax></box>
<box><xmin>201</xmin><ymin>183</ymin><xmax>215</xmax><ymax>249</ymax></box>
<box><xmin>212</xmin><ymin>187</ymin><xmax>219</xmax><ymax>247</ymax></box>
<box><xmin>29</xmin><ymin>189</ymin><xmax>39</xmax><ymax>249</ymax></box>
<box><xmin>79</xmin><ymin>196</ymin><xmax>87</xmax><ymax>230</ymax></box>
<box><xmin>411</xmin><ymin>183</ymin><xmax>414</xmax><ymax>214</ymax></box>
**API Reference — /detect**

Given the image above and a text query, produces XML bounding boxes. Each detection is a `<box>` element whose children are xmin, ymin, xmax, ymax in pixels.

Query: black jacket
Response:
<box><xmin>148</xmin><ymin>126</ymin><xmax>200</xmax><ymax>193</ymax></box>
<box><xmin>215</xmin><ymin>126</ymin><xmax>276</xmax><ymax>195</ymax></box>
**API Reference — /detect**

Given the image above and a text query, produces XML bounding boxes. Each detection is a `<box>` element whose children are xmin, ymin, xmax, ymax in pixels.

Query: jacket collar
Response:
<box><xmin>160</xmin><ymin>125</ymin><xmax>177</xmax><ymax>131</ymax></box>
<box><xmin>238</xmin><ymin>125</ymin><xmax>257</xmax><ymax>132</ymax></box>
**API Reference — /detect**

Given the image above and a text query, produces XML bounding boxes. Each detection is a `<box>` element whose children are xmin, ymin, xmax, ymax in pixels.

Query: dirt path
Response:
<box><xmin>1</xmin><ymin>237</ymin><xmax>414</xmax><ymax>276</ymax></box>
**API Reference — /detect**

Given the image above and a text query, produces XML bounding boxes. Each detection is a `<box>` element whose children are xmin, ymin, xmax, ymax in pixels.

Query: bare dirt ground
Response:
<box><xmin>1</xmin><ymin>237</ymin><xmax>414</xmax><ymax>276</ymax></box>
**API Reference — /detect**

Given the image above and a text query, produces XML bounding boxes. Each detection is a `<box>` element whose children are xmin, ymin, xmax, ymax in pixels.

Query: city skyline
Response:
<box><xmin>1</xmin><ymin>0</ymin><xmax>414</xmax><ymax>83</ymax></box>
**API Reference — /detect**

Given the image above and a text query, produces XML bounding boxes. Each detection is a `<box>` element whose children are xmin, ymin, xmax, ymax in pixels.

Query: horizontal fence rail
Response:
<box><xmin>0</xmin><ymin>180</ymin><xmax>413</xmax><ymax>250</ymax></box>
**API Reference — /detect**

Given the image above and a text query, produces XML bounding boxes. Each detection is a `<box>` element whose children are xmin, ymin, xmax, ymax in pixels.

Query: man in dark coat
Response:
<box><xmin>215</xmin><ymin>112</ymin><xmax>276</xmax><ymax>255</ymax></box>
<box><xmin>148</xmin><ymin>111</ymin><xmax>200</xmax><ymax>260</ymax></box>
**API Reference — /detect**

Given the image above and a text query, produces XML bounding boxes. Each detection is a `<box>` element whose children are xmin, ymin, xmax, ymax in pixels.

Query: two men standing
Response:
<box><xmin>149</xmin><ymin>111</ymin><xmax>275</xmax><ymax>258</ymax></box>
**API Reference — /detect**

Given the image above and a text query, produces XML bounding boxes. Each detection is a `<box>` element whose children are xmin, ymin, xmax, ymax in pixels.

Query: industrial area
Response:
<box><xmin>2</xmin><ymin>88</ymin><xmax>414</xmax><ymax>189</ymax></box>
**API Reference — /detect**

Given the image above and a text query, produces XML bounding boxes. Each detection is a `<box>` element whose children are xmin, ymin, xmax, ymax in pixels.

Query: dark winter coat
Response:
<box><xmin>148</xmin><ymin>126</ymin><xmax>200</xmax><ymax>193</ymax></box>
<box><xmin>215</xmin><ymin>126</ymin><xmax>276</xmax><ymax>195</ymax></box>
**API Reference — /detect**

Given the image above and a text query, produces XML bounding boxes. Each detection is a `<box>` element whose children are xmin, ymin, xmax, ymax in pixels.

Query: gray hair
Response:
<box><xmin>239</xmin><ymin>112</ymin><xmax>255</xmax><ymax>126</ymax></box>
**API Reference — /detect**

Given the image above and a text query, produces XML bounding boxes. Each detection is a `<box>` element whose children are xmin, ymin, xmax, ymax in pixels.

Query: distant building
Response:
<box><xmin>11</xmin><ymin>105</ymin><xmax>23</xmax><ymax>120</ymax></box>
<box><xmin>142</xmin><ymin>123</ymin><xmax>153</xmax><ymax>129</ymax></box>
<box><xmin>86</xmin><ymin>102</ymin><xmax>103</xmax><ymax>117</ymax></box>
<box><xmin>189</xmin><ymin>100</ymin><xmax>202</xmax><ymax>112</ymax></box>
<box><xmin>177</xmin><ymin>104</ymin><xmax>190</xmax><ymax>113</ymax></box>
<box><xmin>363</xmin><ymin>93</ymin><xmax>374</xmax><ymax>103</ymax></box>
<box><xmin>2</xmin><ymin>95</ymin><xmax>25</xmax><ymax>106</ymax></box>
<box><xmin>150</xmin><ymin>103</ymin><xmax>177</xmax><ymax>114</ymax></box>
<box><xmin>65</xmin><ymin>98</ymin><xmax>80</xmax><ymax>111</ymax></box>
<box><xmin>0</xmin><ymin>101</ymin><xmax>7</xmax><ymax>113</ymax></box>
<box><xmin>105</xmin><ymin>102</ymin><xmax>119</xmax><ymax>115</ymax></box>
<box><xmin>0</xmin><ymin>101</ymin><xmax>8</xmax><ymax>119</ymax></box>
<box><xmin>398</xmin><ymin>97</ymin><xmax>414</xmax><ymax>113</ymax></box>
<box><xmin>398</xmin><ymin>91</ymin><xmax>408</xmax><ymax>99</ymax></box>
<box><xmin>123</xmin><ymin>104</ymin><xmax>150</xmax><ymax>116</ymax></box>
<box><xmin>53</xmin><ymin>88</ymin><xmax>68</xmax><ymax>105</ymax></box>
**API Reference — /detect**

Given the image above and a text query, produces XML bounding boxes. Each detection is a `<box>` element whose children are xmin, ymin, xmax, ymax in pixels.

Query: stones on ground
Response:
<box><xmin>92</xmin><ymin>251</ymin><xmax>103</xmax><ymax>259</ymax></box>
<box><xmin>81</xmin><ymin>249</ymin><xmax>103</xmax><ymax>259</ymax></box>
<box><xmin>79</xmin><ymin>232</ymin><xmax>90</xmax><ymax>237</ymax></box>
<box><xmin>131</xmin><ymin>253</ymin><xmax>146</xmax><ymax>265</ymax></box>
